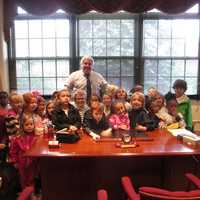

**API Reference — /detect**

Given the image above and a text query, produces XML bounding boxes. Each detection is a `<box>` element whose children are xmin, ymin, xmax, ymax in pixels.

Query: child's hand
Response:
<box><xmin>118</xmin><ymin>124</ymin><xmax>129</xmax><ymax>130</ymax></box>
<box><xmin>136</xmin><ymin>125</ymin><xmax>147</xmax><ymax>132</ymax></box>
<box><xmin>69</xmin><ymin>125</ymin><xmax>77</xmax><ymax>132</ymax></box>
<box><xmin>159</xmin><ymin>121</ymin><xmax>167</xmax><ymax>129</ymax></box>
<box><xmin>0</xmin><ymin>143</ymin><xmax>6</xmax><ymax>150</ymax></box>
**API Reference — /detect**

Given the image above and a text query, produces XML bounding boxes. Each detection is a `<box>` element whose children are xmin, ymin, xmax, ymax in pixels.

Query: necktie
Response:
<box><xmin>86</xmin><ymin>75</ymin><xmax>91</xmax><ymax>103</ymax></box>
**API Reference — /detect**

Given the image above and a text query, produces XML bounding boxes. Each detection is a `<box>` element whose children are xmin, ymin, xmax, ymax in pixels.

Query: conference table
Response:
<box><xmin>26</xmin><ymin>129</ymin><xmax>200</xmax><ymax>200</ymax></box>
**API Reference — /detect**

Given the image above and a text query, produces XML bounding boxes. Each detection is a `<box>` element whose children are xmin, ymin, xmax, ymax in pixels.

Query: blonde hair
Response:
<box><xmin>22</xmin><ymin>92</ymin><xmax>36</xmax><ymax>110</ymax></box>
<box><xmin>105</xmin><ymin>84</ymin><xmax>119</xmax><ymax>97</ymax></box>
<box><xmin>19</xmin><ymin>114</ymin><xmax>35</xmax><ymax>135</ymax></box>
<box><xmin>130</xmin><ymin>92</ymin><xmax>145</xmax><ymax>107</ymax></box>
<box><xmin>147</xmin><ymin>87</ymin><xmax>158</xmax><ymax>98</ymax></box>
<box><xmin>9</xmin><ymin>92</ymin><xmax>23</xmax><ymax>103</ymax></box>
<box><xmin>23</xmin><ymin>92</ymin><xmax>34</xmax><ymax>104</ymax></box>
<box><xmin>73</xmin><ymin>89</ymin><xmax>86</xmax><ymax>100</ymax></box>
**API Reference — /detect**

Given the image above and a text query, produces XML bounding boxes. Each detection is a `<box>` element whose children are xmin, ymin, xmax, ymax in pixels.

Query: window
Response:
<box><xmin>12</xmin><ymin>4</ymin><xmax>200</xmax><ymax>96</ymax></box>
<box><xmin>15</xmin><ymin>8</ymin><xmax>70</xmax><ymax>95</ymax></box>
<box><xmin>143</xmin><ymin>19</ymin><xmax>199</xmax><ymax>94</ymax></box>
<box><xmin>78</xmin><ymin>14</ymin><xmax>135</xmax><ymax>91</ymax></box>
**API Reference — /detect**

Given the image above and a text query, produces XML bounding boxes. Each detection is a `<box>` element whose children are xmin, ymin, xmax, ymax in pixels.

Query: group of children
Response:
<box><xmin>0</xmin><ymin>79</ymin><xmax>192</xmax><ymax>198</ymax></box>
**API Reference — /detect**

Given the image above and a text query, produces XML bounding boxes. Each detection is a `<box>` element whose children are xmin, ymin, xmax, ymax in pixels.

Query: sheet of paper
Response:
<box><xmin>168</xmin><ymin>128</ymin><xmax>200</xmax><ymax>140</ymax></box>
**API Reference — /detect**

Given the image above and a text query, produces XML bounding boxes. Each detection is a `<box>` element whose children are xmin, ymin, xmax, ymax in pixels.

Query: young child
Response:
<box><xmin>22</xmin><ymin>92</ymin><xmax>43</xmax><ymax>136</ymax></box>
<box><xmin>105</xmin><ymin>84</ymin><xmax>119</xmax><ymax>99</ymax></box>
<box><xmin>0</xmin><ymin>91</ymin><xmax>9</xmax><ymax>116</ymax></box>
<box><xmin>102</xmin><ymin>94</ymin><xmax>112</xmax><ymax>118</ymax></box>
<box><xmin>147</xmin><ymin>99</ymin><xmax>165</xmax><ymax>129</ymax></box>
<box><xmin>165</xmin><ymin>92</ymin><xmax>186</xmax><ymax>128</ymax></box>
<box><xmin>115</xmin><ymin>88</ymin><xmax>131</xmax><ymax>111</ymax></box>
<box><xmin>129</xmin><ymin>92</ymin><xmax>155</xmax><ymax>131</ymax></box>
<box><xmin>173</xmin><ymin>79</ymin><xmax>192</xmax><ymax>130</ymax></box>
<box><xmin>109</xmin><ymin>100</ymin><xmax>130</xmax><ymax>130</ymax></box>
<box><xmin>35</xmin><ymin>96</ymin><xmax>46</xmax><ymax>120</ymax></box>
<box><xmin>154</xmin><ymin>93</ymin><xmax>173</xmax><ymax>125</ymax></box>
<box><xmin>8</xmin><ymin>92</ymin><xmax>23</xmax><ymax>117</ymax></box>
<box><xmin>51</xmin><ymin>89</ymin><xmax>81</xmax><ymax>131</ymax></box>
<box><xmin>51</xmin><ymin>90</ymin><xmax>59</xmax><ymax>100</ymax></box>
<box><xmin>89</xmin><ymin>94</ymin><xmax>101</xmax><ymax>107</ymax></box>
<box><xmin>5</xmin><ymin>93</ymin><xmax>23</xmax><ymax>136</ymax></box>
<box><xmin>45</xmin><ymin>100</ymin><xmax>55</xmax><ymax>122</ymax></box>
<box><xmin>83</xmin><ymin>103</ymin><xmax>111</xmax><ymax>137</ymax></box>
<box><xmin>72</xmin><ymin>90</ymin><xmax>89</xmax><ymax>125</ymax></box>
<box><xmin>145</xmin><ymin>87</ymin><xmax>159</xmax><ymax>109</ymax></box>
<box><xmin>42</xmin><ymin>100</ymin><xmax>55</xmax><ymax>136</ymax></box>
<box><xmin>147</xmin><ymin>87</ymin><xmax>158</xmax><ymax>98</ymax></box>
<box><xmin>9</xmin><ymin>114</ymin><xmax>37</xmax><ymax>189</ymax></box>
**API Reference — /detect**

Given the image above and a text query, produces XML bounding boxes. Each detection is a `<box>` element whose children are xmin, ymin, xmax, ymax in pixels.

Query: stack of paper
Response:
<box><xmin>168</xmin><ymin>128</ymin><xmax>200</xmax><ymax>141</ymax></box>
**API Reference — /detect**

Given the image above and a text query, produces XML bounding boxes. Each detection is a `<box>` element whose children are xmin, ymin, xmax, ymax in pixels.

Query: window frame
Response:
<box><xmin>141</xmin><ymin>11</ymin><xmax>200</xmax><ymax>98</ymax></box>
<box><xmin>8</xmin><ymin>6</ymin><xmax>200</xmax><ymax>99</ymax></box>
<box><xmin>77</xmin><ymin>12</ymin><xmax>137</xmax><ymax>91</ymax></box>
<box><xmin>10</xmin><ymin>12</ymin><xmax>74</xmax><ymax>96</ymax></box>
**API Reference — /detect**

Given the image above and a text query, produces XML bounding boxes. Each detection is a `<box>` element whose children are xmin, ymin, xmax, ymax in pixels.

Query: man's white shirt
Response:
<box><xmin>64</xmin><ymin>70</ymin><xmax>107</xmax><ymax>96</ymax></box>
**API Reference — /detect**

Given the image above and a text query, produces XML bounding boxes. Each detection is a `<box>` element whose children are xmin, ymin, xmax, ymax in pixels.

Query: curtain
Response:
<box><xmin>3</xmin><ymin>0</ymin><xmax>200</xmax><ymax>41</ymax></box>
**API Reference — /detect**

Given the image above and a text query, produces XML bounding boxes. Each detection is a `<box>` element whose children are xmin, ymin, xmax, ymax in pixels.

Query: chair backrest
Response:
<box><xmin>139</xmin><ymin>187</ymin><xmax>200</xmax><ymax>200</ymax></box>
<box><xmin>17</xmin><ymin>186</ymin><xmax>34</xmax><ymax>200</ymax></box>
<box><xmin>97</xmin><ymin>189</ymin><xmax>108</xmax><ymax>200</ymax></box>
<box><xmin>122</xmin><ymin>174</ymin><xmax>200</xmax><ymax>200</ymax></box>
<box><xmin>121</xmin><ymin>176</ymin><xmax>140</xmax><ymax>200</ymax></box>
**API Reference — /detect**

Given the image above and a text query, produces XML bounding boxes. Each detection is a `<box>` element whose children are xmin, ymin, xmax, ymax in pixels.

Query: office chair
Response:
<box><xmin>97</xmin><ymin>189</ymin><xmax>108</xmax><ymax>200</ymax></box>
<box><xmin>17</xmin><ymin>186</ymin><xmax>34</xmax><ymax>200</ymax></box>
<box><xmin>121</xmin><ymin>173</ymin><xmax>200</xmax><ymax>200</ymax></box>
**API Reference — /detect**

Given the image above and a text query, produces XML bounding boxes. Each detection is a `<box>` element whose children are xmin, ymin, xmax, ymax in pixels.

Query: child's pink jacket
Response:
<box><xmin>109</xmin><ymin>113</ymin><xmax>130</xmax><ymax>130</ymax></box>
<box><xmin>9</xmin><ymin>133</ymin><xmax>37</xmax><ymax>188</ymax></box>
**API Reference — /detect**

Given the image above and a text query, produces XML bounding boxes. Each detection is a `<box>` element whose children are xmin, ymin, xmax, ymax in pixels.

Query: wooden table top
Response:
<box><xmin>25</xmin><ymin>129</ymin><xmax>200</xmax><ymax>158</ymax></box>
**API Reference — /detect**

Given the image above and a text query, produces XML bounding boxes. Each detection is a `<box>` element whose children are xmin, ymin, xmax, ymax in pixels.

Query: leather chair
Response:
<box><xmin>121</xmin><ymin>173</ymin><xmax>200</xmax><ymax>200</ymax></box>
<box><xmin>97</xmin><ymin>189</ymin><xmax>108</xmax><ymax>200</ymax></box>
<box><xmin>17</xmin><ymin>186</ymin><xmax>34</xmax><ymax>200</ymax></box>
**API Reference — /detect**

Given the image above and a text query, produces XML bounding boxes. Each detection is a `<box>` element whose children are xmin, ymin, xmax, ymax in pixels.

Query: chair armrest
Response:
<box><xmin>185</xmin><ymin>173</ymin><xmax>200</xmax><ymax>189</ymax></box>
<box><xmin>121</xmin><ymin>176</ymin><xmax>140</xmax><ymax>200</ymax></box>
